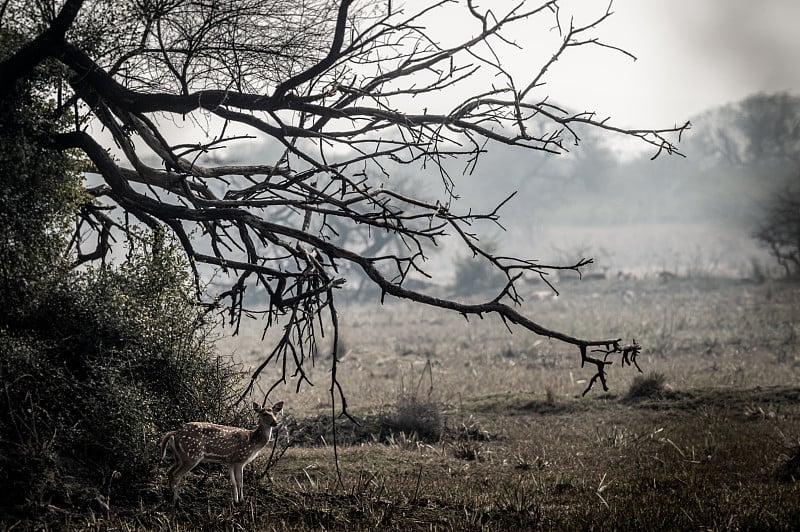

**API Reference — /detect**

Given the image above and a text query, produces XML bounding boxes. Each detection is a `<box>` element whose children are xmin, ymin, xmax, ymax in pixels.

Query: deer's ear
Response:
<box><xmin>272</xmin><ymin>401</ymin><xmax>284</xmax><ymax>413</ymax></box>
<box><xmin>252</xmin><ymin>402</ymin><xmax>261</xmax><ymax>412</ymax></box>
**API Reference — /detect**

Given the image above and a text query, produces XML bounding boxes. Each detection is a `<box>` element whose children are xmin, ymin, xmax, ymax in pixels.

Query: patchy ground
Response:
<box><xmin>6</xmin><ymin>277</ymin><xmax>800</xmax><ymax>530</ymax></box>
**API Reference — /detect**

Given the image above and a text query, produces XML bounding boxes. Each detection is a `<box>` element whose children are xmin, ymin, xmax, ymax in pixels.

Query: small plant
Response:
<box><xmin>743</xmin><ymin>403</ymin><xmax>778</xmax><ymax>421</ymax></box>
<box><xmin>496</xmin><ymin>479</ymin><xmax>543</xmax><ymax>526</ymax></box>
<box><xmin>595</xmin><ymin>425</ymin><xmax>634</xmax><ymax>448</ymax></box>
<box><xmin>457</xmin><ymin>415</ymin><xmax>495</xmax><ymax>442</ymax></box>
<box><xmin>513</xmin><ymin>455</ymin><xmax>549</xmax><ymax>471</ymax></box>
<box><xmin>382</xmin><ymin>396</ymin><xmax>444</xmax><ymax>443</ymax></box>
<box><xmin>624</xmin><ymin>372</ymin><xmax>669</xmax><ymax>402</ymax></box>
<box><xmin>776</xmin><ymin>445</ymin><xmax>800</xmax><ymax>483</ymax></box>
<box><xmin>452</xmin><ymin>441</ymin><xmax>484</xmax><ymax>461</ymax></box>
<box><xmin>377</xmin><ymin>359</ymin><xmax>443</xmax><ymax>442</ymax></box>
<box><xmin>545</xmin><ymin>387</ymin><xmax>557</xmax><ymax>407</ymax></box>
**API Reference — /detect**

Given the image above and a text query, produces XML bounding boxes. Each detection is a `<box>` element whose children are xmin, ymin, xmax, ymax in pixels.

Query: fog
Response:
<box><xmin>208</xmin><ymin>92</ymin><xmax>799</xmax><ymax>295</ymax></box>
<box><xmin>440</xmin><ymin>92</ymin><xmax>800</xmax><ymax>280</ymax></box>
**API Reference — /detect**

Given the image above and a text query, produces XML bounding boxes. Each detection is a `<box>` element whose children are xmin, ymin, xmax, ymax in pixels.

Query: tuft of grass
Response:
<box><xmin>451</xmin><ymin>441</ymin><xmax>484</xmax><ymax>461</ymax></box>
<box><xmin>380</xmin><ymin>396</ymin><xmax>444</xmax><ymax>443</ymax></box>
<box><xmin>545</xmin><ymin>387</ymin><xmax>557</xmax><ymax>406</ymax></box>
<box><xmin>456</xmin><ymin>415</ymin><xmax>495</xmax><ymax>442</ymax></box>
<box><xmin>624</xmin><ymin>372</ymin><xmax>670</xmax><ymax>402</ymax></box>
<box><xmin>776</xmin><ymin>445</ymin><xmax>800</xmax><ymax>483</ymax></box>
<box><xmin>376</xmin><ymin>358</ymin><xmax>443</xmax><ymax>442</ymax></box>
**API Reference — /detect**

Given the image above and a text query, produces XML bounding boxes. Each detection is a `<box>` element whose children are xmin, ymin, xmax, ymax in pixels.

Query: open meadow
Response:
<box><xmin>43</xmin><ymin>275</ymin><xmax>799</xmax><ymax>531</ymax></box>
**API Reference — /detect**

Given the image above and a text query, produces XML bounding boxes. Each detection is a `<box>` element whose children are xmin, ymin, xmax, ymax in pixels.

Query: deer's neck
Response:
<box><xmin>249</xmin><ymin>423</ymin><xmax>272</xmax><ymax>447</ymax></box>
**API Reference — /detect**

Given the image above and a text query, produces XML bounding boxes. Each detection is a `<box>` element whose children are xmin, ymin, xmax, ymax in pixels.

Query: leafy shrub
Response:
<box><xmin>0</xmin><ymin>241</ymin><xmax>244</xmax><ymax>510</ymax></box>
<box><xmin>0</xmin><ymin>34</ymin><xmax>245</xmax><ymax>513</ymax></box>
<box><xmin>0</xmin><ymin>41</ymin><xmax>84</xmax><ymax>331</ymax></box>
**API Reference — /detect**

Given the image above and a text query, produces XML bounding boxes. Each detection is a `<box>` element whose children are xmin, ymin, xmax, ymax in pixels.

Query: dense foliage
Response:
<box><xmin>0</xmin><ymin>28</ymin><xmax>244</xmax><ymax>512</ymax></box>
<box><xmin>0</xmin><ymin>29</ymin><xmax>82</xmax><ymax>327</ymax></box>
<box><xmin>0</xmin><ymin>244</ymin><xmax>244</xmax><ymax>509</ymax></box>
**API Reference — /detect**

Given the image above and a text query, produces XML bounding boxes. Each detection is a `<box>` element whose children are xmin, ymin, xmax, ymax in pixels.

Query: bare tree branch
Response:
<box><xmin>4</xmin><ymin>0</ymin><xmax>688</xmax><ymax>406</ymax></box>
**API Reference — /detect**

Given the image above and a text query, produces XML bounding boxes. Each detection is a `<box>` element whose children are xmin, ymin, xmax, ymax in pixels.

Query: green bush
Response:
<box><xmin>0</xmin><ymin>240</ymin><xmax>245</xmax><ymax>511</ymax></box>
<box><xmin>0</xmin><ymin>49</ymin><xmax>84</xmax><ymax>330</ymax></box>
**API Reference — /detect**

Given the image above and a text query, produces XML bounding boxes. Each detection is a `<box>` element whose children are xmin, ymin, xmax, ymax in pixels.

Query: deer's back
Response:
<box><xmin>174</xmin><ymin>422</ymin><xmax>262</xmax><ymax>463</ymax></box>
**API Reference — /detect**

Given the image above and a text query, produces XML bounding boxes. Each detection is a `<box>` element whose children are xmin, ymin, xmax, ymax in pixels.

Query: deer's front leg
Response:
<box><xmin>228</xmin><ymin>465</ymin><xmax>239</xmax><ymax>503</ymax></box>
<box><xmin>233</xmin><ymin>463</ymin><xmax>245</xmax><ymax>503</ymax></box>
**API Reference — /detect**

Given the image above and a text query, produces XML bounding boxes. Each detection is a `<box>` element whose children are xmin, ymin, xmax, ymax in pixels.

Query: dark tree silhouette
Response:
<box><xmin>0</xmin><ymin>0</ymin><xmax>688</xmax><ymax>407</ymax></box>
<box><xmin>755</xmin><ymin>184</ymin><xmax>800</xmax><ymax>277</ymax></box>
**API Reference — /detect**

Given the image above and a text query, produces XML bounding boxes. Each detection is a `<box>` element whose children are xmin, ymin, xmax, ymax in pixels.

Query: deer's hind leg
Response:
<box><xmin>168</xmin><ymin>455</ymin><xmax>203</xmax><ymax>505</ymax></box>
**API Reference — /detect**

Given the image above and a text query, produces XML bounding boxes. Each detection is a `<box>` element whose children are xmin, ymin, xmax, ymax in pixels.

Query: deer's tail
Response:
<box><xmin>159</xmin><ymin>431</ymin><xmax>176</xmax><ymax>462</ymax></box>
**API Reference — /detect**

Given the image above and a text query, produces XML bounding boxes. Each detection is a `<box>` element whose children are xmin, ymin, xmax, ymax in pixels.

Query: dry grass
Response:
<box><xmin>27</xmin><ymin>386</ymin><xmax>799</xmax><ymax>530</ymax></box>
<box><xmin>223</xmin><ymin>276</ymin><xmax>800</xmax><ymax>410</ymax></box>
<box><xmin>7</xmin><ymin>277</ymin><xmax>800</xmax><ymax>530</ymax></box>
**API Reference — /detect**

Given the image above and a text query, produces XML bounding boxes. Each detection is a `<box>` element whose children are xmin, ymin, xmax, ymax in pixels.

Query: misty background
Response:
<box><xmin>449</xmin><ymin>92</ymin><xmax>800</xmax><ymax>279</ymax></box>
<box><xmin>212</xmin><ymin>91</ymin><xmax>799</xmax><ymax>295</ymax></box>
<box><xmin>214</xmin><ymin>0</ymin><xmax>800</xmax><ymax>292</ymax></box>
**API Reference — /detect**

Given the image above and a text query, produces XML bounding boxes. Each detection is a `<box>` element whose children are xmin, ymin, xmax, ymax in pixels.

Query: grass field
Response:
<box><xmin>10</xmin><ymin>276</ymin><xmax>800</xmax><ymax>530</ymax></box>
<box><xmin>224</xmin><ymin>275</ymin><xmax>800</xmax><ymax>411</ymax></box>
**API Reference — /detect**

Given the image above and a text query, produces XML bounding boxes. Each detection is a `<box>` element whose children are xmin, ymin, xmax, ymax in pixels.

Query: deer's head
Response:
<box><xmin>253</xmin><ymin>401</ymin><xmax>283</xmax><ymax>427</ymax></box>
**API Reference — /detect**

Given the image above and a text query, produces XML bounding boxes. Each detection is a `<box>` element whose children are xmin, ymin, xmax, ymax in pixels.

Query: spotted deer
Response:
<box><xmin>159</xmin><ymin>401</ymin><xmax>284</xmax><ymax>504</ymax></box>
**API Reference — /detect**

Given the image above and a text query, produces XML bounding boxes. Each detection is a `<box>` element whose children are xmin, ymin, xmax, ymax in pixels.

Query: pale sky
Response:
<box><xmin>429</xmin><ymin>0</ymin><xmax>800</xmax><ymax>129</ymax></box>
<box><xmin>120</xmin><ymin>1</ymin><xmax>800</xmax><ymax>165</ymax></box>
<box><xmin>537</xmin><ymin>0</ymin><xmax>800</xmax><ymax>127</ymax></box>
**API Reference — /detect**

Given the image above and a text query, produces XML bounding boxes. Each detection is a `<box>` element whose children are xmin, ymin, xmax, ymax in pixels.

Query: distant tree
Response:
<box><xmin>736</xmin><ymin>93</ymin><xmax>800</xmax><ymax>164</ymax></box>
<box><xmin>688</xmin><ymin>92</ymin><xmax>800</xmax><ymax>166</ymax></box>
<box><xmin>451</xmin><ymin>241</ymin><xmax>507</xmax><ymax>297</ymax></box>
<box><xmin>0</xmin><ymin>0</ymin><xmax>687</xmax><ymax>401</ymax></box>
<box><xmin>324</xmin><ymin>175</ymin><xmax>440</xmax><ymax>301</ymax></box>
<box><xmin>754</xmin><ymin>183</ymin><xmax>800</xmax><ymax>278</ymax></box>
